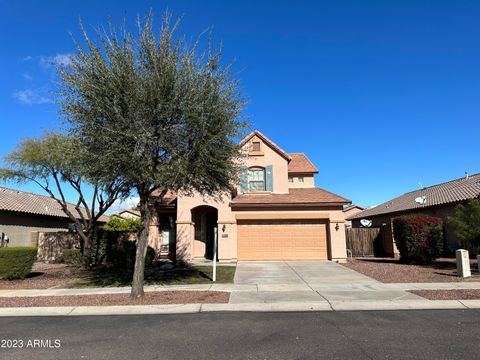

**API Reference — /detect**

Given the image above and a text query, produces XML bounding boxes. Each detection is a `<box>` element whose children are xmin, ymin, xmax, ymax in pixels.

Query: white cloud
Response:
<box><xmin>39</xmin><ymin>53</ymin><xmax>73</xmax><ymax>68</ymax></box>
<box><xmin>108</xmin><ymin>197</ymin><xmax>140</xmax><ymax>214</ymax></box>
<box><xmin>12</xmin><ymin>88</ymin><xmax>52</xmax><ymax>105</ymax></box>
<box><xmin>22</xmin><ymin>73</ymin><xmax>33</xmax><ymax>80</ymax></box>
<box><xmin>21</xmin><ymin>55</ymin><xmax>33</xmax><ymax>61</ymax></box>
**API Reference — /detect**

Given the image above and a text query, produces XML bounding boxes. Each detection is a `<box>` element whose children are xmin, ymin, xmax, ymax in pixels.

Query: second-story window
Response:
<box><xmin>298</xmin><ymin>176</ymin><xmax>304</xmax><ymax>183</ymax></box>
<box><xmin>248</xmin><ymin>167</ymin><xmax>266</xmax><ymax>192</ymax></box>
<box><xmin>288</xmin><ymin>176</ymin><xmax>293</xmax><ymax>183</ymax></box>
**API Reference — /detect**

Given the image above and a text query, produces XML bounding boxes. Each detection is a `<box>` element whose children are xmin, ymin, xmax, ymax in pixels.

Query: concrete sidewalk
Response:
<box><xmin>1</xmin><ymin>281</ymin><xmax>480</xmax><ymax>298</ymax></box>
<box><xmin>0</xmin><ymin>281</ymin><xmax>479</xmax><ymax>317</ymax></box>
<box><xmin>1</xmin><ymin>298</ymin><xmax>480</xmax><ymax>317</ymax></box>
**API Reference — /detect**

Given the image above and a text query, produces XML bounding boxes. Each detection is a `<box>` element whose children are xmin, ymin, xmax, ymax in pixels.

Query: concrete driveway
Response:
<box><xmin>230</xmin><ymin>261</ymin><xmax>422</xmax><ymax>304</ymax></box>
<box><xmin>234</xmin><ymin>261</ymin><xmax>379</xmax><ymax>288</ymax></box>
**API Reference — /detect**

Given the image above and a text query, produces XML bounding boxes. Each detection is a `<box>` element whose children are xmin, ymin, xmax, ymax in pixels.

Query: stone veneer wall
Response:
<box><xmin>36</xmin><ymin>231</ymin><xmax>80</xmax><ymax>263</ymax></box>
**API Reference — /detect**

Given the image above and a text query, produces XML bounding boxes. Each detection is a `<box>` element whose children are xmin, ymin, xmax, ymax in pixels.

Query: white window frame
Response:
<box><xmin>248</xmin><ymin>167</ymin><xmax>266</xmax><ymax>192</ymax></box>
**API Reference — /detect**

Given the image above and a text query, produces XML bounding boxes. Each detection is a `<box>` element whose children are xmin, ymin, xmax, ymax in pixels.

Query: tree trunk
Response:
<box><xmin>130</xmin><ymin>194</ymin><xmax>152</xmax><ymax>299</ymax></box>
<box><xmin>78</xmin><ymin>228</ymin><xmax>92</xmax><ymax>268</ymax></box>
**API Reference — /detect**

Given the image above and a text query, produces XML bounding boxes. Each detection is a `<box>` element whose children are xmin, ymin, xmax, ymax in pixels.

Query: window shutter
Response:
<box><xmin>239</xmin><ymin>166</ymin><xmax>248</xmax><ymax>193</ymax></box>
<box><xmin>265</xmin><ymin>165</ymin><xmax>273</xmax><ymax>192</ymax></box>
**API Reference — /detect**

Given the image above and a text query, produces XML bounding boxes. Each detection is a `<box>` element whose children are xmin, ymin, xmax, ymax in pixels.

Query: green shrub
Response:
<box><xmin>103</xmin><ymin>217</ymin><xmax>141</xmax><ymax>232</ymax></box>
<box><xmin>109</xmin><ymin>240</ymin><xmax>155</xmax><ymax>271</ymax></box>
<box><xmin>98</xmin><ymin>218</ymin><xmax>142</xmax><ymax>267</ymax></box>
<box><xmin>393</xmin><ymin>215</ymin><xmax>444</xmax><ymax>264</ymax></box>
<box><xmin>448</xmin><ymin>198</ymin><xmax>480</xmax><ymax>252</ymax></box>
<box><xmin>63</xmin><ymin>249</ymin><xmax>82</xmax><ymax>266</ymax></box>
<box><xmin>0</xmin><ymin>247</ymin><xmax>37</xmax><ymax>280</ymax></box>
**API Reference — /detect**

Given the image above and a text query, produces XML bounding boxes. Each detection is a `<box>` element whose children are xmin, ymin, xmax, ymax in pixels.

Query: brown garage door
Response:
<box><xmin>237</xmin><ymin>220</ymin><xmax>328</xmax><ymax>260</ymax></box>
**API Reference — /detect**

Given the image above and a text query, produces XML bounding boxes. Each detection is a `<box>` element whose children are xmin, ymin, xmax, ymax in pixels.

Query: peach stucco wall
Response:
<box><xmin>176</xmin><ymin>191</ymin><xmax>237</xmax><ymax>262</ymax></box>
<box><xmin>172</xmin><ymin>134</ymin><xmax>347</xmax><ymax>263</ymax></box>
<box><xmin>240</xmin><ymin>135</ymin><xmax>290</xmax><ymax>194</ymax></box>
<box><xmin>327</xmin><ymin>210</ymin><xmax>348</xmax><ymax>263</ymax></box>
<box><xmin>287</xmin><ymin>174</ymin><xmax>315</xmax><ymax>188</ymax></box>
<box><xmin>175</xmin><ymin>202</ymin><xmax>347</xmax><ymax>262</ymax></box>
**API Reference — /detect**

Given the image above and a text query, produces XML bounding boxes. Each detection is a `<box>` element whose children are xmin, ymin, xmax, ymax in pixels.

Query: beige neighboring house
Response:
<box><xmin>111</xmin><ymin>209</ymin><xmax>141</xmax><ymax>220</ymax></box>
<box><xmin>343</xmin><ymin>205</ymin><xmax>366</xmax><ymax>228</ymax></box>
<box><xmin>150</xmin><ymin>130</ymin><xmax>351</xmax><ymax>263</ymax></box>
<box><xmin>0</xmin><ymin>186</ymin><xmax>107</xmax><ymax>247</ymax></box>
<box><xmin>347</xmin><ymin>173</ymin><xmax>480</xmax><ymax>256</ymax></box>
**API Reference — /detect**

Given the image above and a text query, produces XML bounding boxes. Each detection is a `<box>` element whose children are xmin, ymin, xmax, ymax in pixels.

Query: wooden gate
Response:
<box><xmin>345</xmin><ymin>228</ymin><xmax>381</xmax><ymax>257</ymax></box>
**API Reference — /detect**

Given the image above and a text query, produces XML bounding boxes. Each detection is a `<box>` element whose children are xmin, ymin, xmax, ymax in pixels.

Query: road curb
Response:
<box><xmin>0</xmin><ymin>299</ymin><xmax>479</xmax><ymax>316</ymax></box>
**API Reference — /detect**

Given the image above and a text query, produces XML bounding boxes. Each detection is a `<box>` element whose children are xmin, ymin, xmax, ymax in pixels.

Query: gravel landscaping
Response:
<box><xmin>344</xmin><ymin>257</ymin><xmax>480</xmax><ymax>283</ymax></box>
<box><xmin>0</xmin><ymin>291</ymin><xmax>229</xmax><ymax>307</ymax></box>
<box><xmin>0</xmin><ymin>263</ymin><xmax>87</xmax><ymax>289</ymax></box>
<box><xmin>410</xmin><ymin>289</ymin><xmax>480</xmax><ymax>300</ymax></box>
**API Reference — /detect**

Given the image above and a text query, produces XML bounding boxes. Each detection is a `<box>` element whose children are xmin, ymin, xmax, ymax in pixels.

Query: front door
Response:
<box><xmin>205</xmin><ymin>211</ymin><xmax>218</xmax><ymax>260</ymax></box>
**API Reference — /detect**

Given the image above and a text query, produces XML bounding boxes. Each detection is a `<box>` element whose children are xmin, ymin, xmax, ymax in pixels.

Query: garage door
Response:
<box><xmin>237</xmin><ymin>220</ymin><xmax>328</xmax><ymax>260</ymax></box>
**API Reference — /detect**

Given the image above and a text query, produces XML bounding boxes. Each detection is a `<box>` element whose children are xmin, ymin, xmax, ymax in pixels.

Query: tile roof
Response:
<box><xmin>240</xmin><ymin>130</ymin><xmax>292</xmax><ymax>161</ymax></box>
<box><xmin>348</xmin><ymin>173</ymin><xmax>480</xmax><ymax>220</ymax></box>
<box><xmin>149</xmin><ymin>189</ymin><xmax>178</xmax><ymax>205</ymax></box>
<box><xmin>288</xmin><ymin>153</ymin><xmax>319</xmax><ymax>174</ymax></box>
<box><xmin>0</xmin><ymin>186</ymin><xmax>108</xmax><ymax>221</ymax></box>
<box><xmin>231</xmin><ymin>187</ymin><xmax>351</xmax><ymax>207</ymax></box>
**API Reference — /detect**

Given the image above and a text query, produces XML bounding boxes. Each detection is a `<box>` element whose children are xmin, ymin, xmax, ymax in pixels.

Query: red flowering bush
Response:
<box><xmin>393</xmin><ymin>215</ymin><xmax>443</xmax><ymax>264</ymax></box>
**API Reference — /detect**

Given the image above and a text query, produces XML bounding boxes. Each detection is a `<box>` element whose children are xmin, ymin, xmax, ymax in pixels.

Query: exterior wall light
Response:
<box><xmin>222</xmin><ymin>224</ymin><xmax>226</xmax><ymax>233</ymax></box>
<box><xmin>335</xmin><ymin>223</ymin><xmax>340</xmax><ymax>231</ymax></box>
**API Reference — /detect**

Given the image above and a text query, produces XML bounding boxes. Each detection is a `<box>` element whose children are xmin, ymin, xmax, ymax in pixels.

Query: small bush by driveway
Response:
<box><xmin>344</xmin><ymin>257</ymin><xmax>480</xmax><ymax>283</ymax></box>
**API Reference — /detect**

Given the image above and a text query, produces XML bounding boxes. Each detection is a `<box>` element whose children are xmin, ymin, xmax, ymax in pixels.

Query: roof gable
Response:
<box><xmin>343</xmin><ymin>204</ymin><xmax>366</xmax><ymax>212</ymax></box>
<box><xmin>288</xmin><ymin>153</ymin><xmax>319</xmax><ymax>174</ymax></box>
<box><xmin>240</xmin><ymin>130</ymin><xmax>291</xmax><ymax>161</ymax></box>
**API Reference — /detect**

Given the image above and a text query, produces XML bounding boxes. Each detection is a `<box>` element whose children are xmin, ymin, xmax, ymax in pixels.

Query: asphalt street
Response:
<box><xmin>0</xmin><ymin>310</ymin><xmax>479</xmax><ymax>359</ymax></box>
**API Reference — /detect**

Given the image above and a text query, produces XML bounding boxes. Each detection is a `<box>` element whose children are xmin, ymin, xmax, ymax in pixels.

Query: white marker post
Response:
<box><xmin>212</xmin><ymin>227</ymin><xmax>217</xmax><ymax>282</ymax></box>
<box><xmin>456</xmin><ymin>249</ymin><xmax>471</xmax><ymax>278</ymax></box>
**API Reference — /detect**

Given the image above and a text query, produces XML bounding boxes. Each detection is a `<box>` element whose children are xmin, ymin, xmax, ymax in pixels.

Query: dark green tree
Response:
<box><xmin>57</xmin><ymin>13</ymin><xmax>246</xmax><ymax>298</ymax></box>
<box><xmin>449</xmin><ymin>198</ymin><xmax>480</xmax><ymax>249</ymax></box>
<box><xmin>0</xmin><ymin>133</ymin><xmax>129</xmax><ymax>264</ymax></box>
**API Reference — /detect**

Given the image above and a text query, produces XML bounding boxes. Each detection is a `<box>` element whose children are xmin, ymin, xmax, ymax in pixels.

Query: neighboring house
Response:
<box><xmin>151</xmin><ymin>130</ymin><xmax>351</xmax><ymax>263</ymax></box>
<box><xmin>343</xmin><ymin>205</ymin><xmax>366</xmax><ymax>228</ymax></box>
<box><xmin>111</xmin><ymin>209</ymin><xmax>141</xmax><ymax>220</ymax></box>
<box><xmin>0</xmin><ymin>186</ymin><xmax>107</xmax><ymax>247</ymax></box>
<box><xmin>347</xmin><ymin>173</ymin><xmax>480</xmax><ymax>256</ymax></box>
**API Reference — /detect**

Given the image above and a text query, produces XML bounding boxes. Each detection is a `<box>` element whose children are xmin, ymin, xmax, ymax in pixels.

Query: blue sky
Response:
<box><xmin>0</xmin><ymin>0</ymin><xmax>479</xmax><ymax>209</ymax></box>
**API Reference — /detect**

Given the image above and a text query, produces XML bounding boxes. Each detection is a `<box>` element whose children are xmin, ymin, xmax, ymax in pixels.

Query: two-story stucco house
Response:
<box><xmin>150</xmin><ymin>130</ymin><xmax>351</xmax><ymax>263</ymax></box>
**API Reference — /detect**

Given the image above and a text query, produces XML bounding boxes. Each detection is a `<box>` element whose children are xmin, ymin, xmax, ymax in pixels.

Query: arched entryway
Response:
<box><xmin>191</xmin><ymin>205</ymin><xmax>218</xmax><ymax>260</ymax></box>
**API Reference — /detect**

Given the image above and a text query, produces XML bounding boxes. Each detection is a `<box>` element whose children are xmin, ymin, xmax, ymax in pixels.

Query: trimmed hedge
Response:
<box><xmin>63</xmin><ymin>249</ymin><xmax>82</xmax><ymax>266</ymax></box>
<box><xmin>393</xmin><ymin>215</ymin><xmax>444</xmax><ymax>264</ymax></box>
<box><xmin>0</xmin><ymin>247</ymin><xmax>37</xmax><ymax>280</ymax></box>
